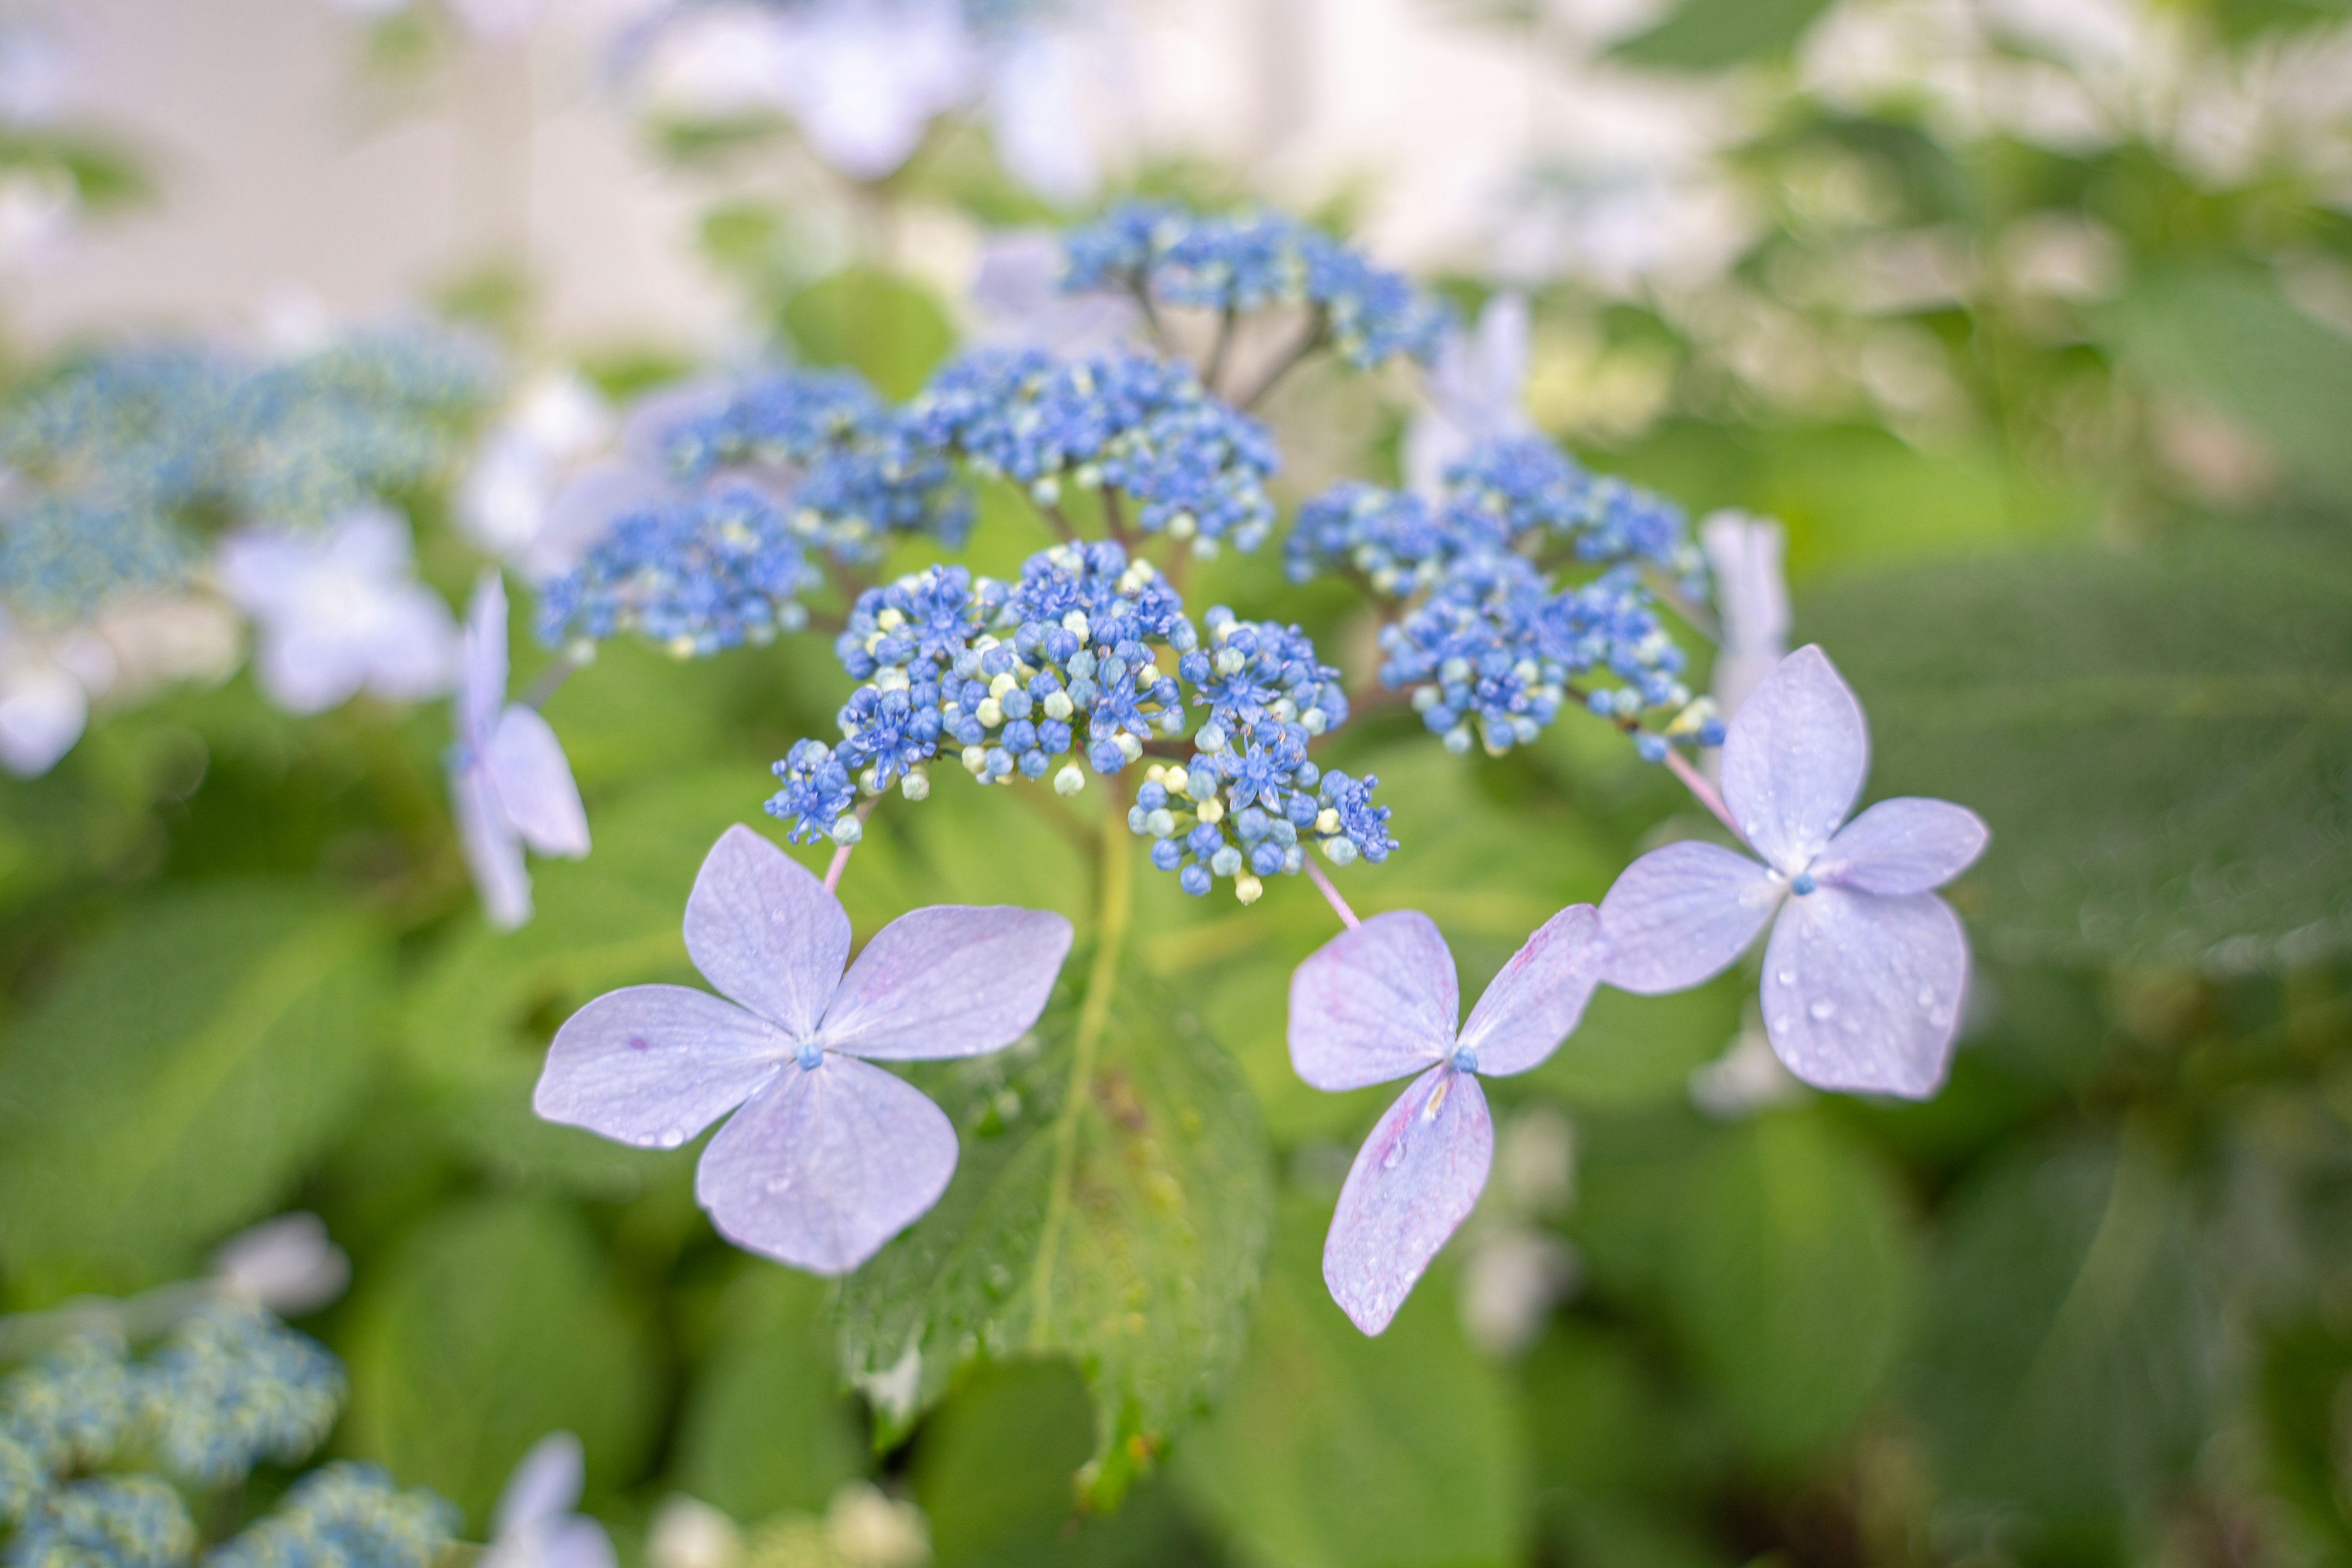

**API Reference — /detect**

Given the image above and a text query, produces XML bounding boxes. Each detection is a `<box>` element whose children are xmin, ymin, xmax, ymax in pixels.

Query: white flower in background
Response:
<box><xmin>967</xmin><ymin>230</ymin><xmax>1139</xmax><ymax>356</ymax></box>
<box><xmin>821</xmin><ymin>1484</ymin><xmax>929</xmax><ymax>1568</ymax></box>
<box><xmin>485</xmin><ymin>1434</ymin><xmax>617</xmax><ymax>1568</ymax></box>
<box><xmin>0</xmin><ymin>594</ymin><xmax>240</xmax><ymax>777</ymax></box>
<box><xmin>462</xmin><ymin>370</ymin><xmax>618</xmax><ymax>563</ymax></box>
<box><xmin>646</xmin><ymin>1497</ymin><xmax>743</xmax><ymax>1568</ymax></box>
<box><xmin>209</xmin><ymin>1213</ymin><xmax>352</xmax><ymax>1316</ymax></box>
<box><xmin>1403</xmin><ymin>292</ymin><xmax>1531</xmax><ymax>500</ymax></box>
<box><xmin>1698</xmin><ymin>510</ymin><xmax>1789</xmax><ymax>726</ymax></box>
<box><xmin>0</xmin><ymin>614</ymin><xmax>86</xmax><ymax>777</ymax></box>
<box><xmin>1689</xmin><ymin>1012</ymin><xmax>1807</xmax><ymax>1120</ymax></box>
<box><xmin>982</xmin><ymin>27</ymin><xmax>1098</xmax><ymax>204</ymax></box>
<box><xmin>1458</xmin><ymin>1106</ymin><xmax>1581</xmax><ymax>1359</ymax></box>
<box><xmin>0</xmin><ymin>9</ymin><xmax>71</xmax><ymax>127</ymax></box>
<box><xmin>217</xmin><ymin>507</ymin><xmax>461</xmax><ymax>715</ymax></box>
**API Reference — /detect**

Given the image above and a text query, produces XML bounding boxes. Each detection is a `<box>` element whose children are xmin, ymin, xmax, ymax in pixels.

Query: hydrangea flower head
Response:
<box><xmin>140</xmin><ymin>1306</ymin><xmax>342</xmax><ymax>1487</ymax></box>
<box><xmin>7</xmin><ymin>1475</ymin><xmax>195</xmax><ymax>1568</ymax></box>
<box><xmin>536</xmin><ymin>480</ymin><xmax>820</xmax><ymax>657</ymax></box>
<box><xmin>1597</xmin><ymin>646</ymin><xmax>1988</xmax><ymax>1097</ymax></box>
<box><xmin>450</xmin><ymin>572</ymin><xmax>590</xmax><ymax>931</ymax></box>
<box><xmin>481</xmin><ymin>1434</ymin><xmax>614</xmax><ymax>1568</ymax></box>
<box><xmin>535</xmin><ymin>825</ymin><xmax>1072</xmax><ymax>1273</ymax></box>
<box><xmin>206</xmin><ymin>1463</ymin><xmax>456</xmax><ymax>1568</ymax></box>
<box><xmin>1290</xmin><ymin>904</ymin><xmax>1604</xmax><ymax>1334</ymax></box>
<box><xmin>217</xmin><ymin>508</ymin><xmax>461</xmax><ymax>715</ymax></box>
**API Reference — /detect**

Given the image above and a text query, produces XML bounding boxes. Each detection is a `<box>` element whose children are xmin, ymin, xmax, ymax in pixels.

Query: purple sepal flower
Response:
<box><xmin>1597</xmin><ymin>644</ymin><xmax>1988</xmax><ymax>1098</ymax></box>
<box><xmin>533</xmin><ymin>824</ymin><xmax>1074</xmax><ymax>1275</ymax></box>
<box><xmin>450</xmin><ymin>571</ymin><xmax>590</xmax><ymax>931</ymax></box>
<box><xmin>483</xmin><ymin>1434</ymin><xmax>614</xmax><ymax>1568</ymax></box>
<box><xmin>1289</xmin><ymin>904</ymin><xmax>1603</xmax><ymax>1335</ymax></box>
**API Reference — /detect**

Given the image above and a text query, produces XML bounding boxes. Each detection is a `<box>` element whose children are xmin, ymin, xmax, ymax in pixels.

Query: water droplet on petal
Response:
<box><xmin>1916</xmin><ymin>986</ymin><xmax>1936</xmax><ymax>1009</ymax></box>
<box><xmin>1381</xmin><ymin>1139</ymin><xmax>1406</xmax><ymax>1170</ymax></box>
<box><xmin>1776</xmin><ymin>969</ymin><xmax>1796</xmax><ymax>986</ymax></box>
<box><xmin>1808</xmin><ymin>999</ymin><xmax>1835</xmax><ymax>1022</ymax></box>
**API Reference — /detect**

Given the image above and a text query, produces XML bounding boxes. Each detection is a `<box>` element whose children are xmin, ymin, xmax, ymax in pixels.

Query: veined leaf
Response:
<box><xmin>0</xmin><ymin>883</ymin><xmax>383</xmax><ymax>1291</ymax></box>
<box><xmin>837</xmin><ymin>937</ymin><xmax>1273</xmax><ymax>1507</ymax></box>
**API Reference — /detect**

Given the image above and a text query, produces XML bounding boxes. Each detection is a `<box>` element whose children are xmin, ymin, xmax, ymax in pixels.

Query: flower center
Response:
<box><xmin>796</xmin><ymin>1041</ymin><xmax>823</xmax><ymax>1071</ymax></box>
<box><xmin>1790</xmin><ymin>872</ymin><xmax>1816</xmax><ymax>896</ymax></box>
<box><xmin>1450</xmin><ymin>1045</ymin><xmax>1479</xmax><ymax>1074</ymax></box>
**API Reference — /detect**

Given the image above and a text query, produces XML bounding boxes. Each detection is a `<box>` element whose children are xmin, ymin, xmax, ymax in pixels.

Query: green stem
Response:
<box><xmin>1027</xmin><ymin>781</ymin><xmax>1134</xmax><ymax>1348</ymax></box>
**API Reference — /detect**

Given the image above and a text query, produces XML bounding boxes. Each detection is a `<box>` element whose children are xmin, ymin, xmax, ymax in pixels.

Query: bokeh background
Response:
<box><xmin>2</xmin><ymin>1</ymin><xmax>2350</xmax><ymax>1566</ymax></box>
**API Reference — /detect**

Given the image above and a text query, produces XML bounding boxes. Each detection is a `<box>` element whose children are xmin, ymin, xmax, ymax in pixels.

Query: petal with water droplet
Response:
<box><xmin>1812</xmin><ymin>796</ymin><xmax>1987</xmax><ymax>896</ymax></box>
<box><xmin>1597</xmin><ymin>840</ymin><xmax>1781</xmax><ymax>994</ymax></box>
<box><xmin>1288</xmin><ymin>910</ymin><xmax>1459</xmax><ymax>1091</ymax></box>
<box><xmin>1456</xmin><ymin>903</ymin><xmax>1604</xmax><ymax>1077</ymax></box>
<box><xmin>1324</xmin><ymin>1065</ymin><xmax>1493</xmax><ymax>1336</ymax></box>
<box><xmin>685</xmin><ymin>825</ymin><xmax>850</xmax><ymax>1038</ymax></box>
<box><xmin>696</xmin><ymin>1056</ymin><xmax>959</xmax><ymax>1275</ymax></box>
<box><xmin>1761</xmin><ymin>887</ymin><xmax>1968</xmax><ymax>1099</ymax></box>
<box><xmin>1719</xmin><ymin>645</ymin><xmax>1869</xmax><ymax>874</ymax></box>
<box><xmin>535</xmin><ymin>984</ymin><xmax>789</xmax><ymax>1147</ymax></box>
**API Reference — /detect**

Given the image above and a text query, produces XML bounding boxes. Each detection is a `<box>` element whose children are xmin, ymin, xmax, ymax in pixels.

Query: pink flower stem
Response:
<box><xmin>822</xmin><ymin>796</ymin><xmax>881</xmax><ymax>894</ymax></box>
<box><xmin>521</xmin><ymin>650</ymin><xmax>580</xmax><ymax>710</ymax></box>
<box><xmin>1303</xmin><ymin>856</ymin><xmax>1361</xmax><ymax>930</ymax></box>
<box><xmin>1665</xmin><ymin>747</ymin><xmax>1743</xmax><ymax>840</ymax></box>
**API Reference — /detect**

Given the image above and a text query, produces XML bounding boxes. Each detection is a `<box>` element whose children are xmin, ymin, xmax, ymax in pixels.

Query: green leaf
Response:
<box><xmin>1800</xmin><ymin>521</ymin><xmax>2352</xmax><ymax>970</ymax></box>
<box><xmin>671</xmin><ymin>1264</ymin><xmax>867</xmax><ymax>1521</ymax></box>
<box><xmin>343</xmin><ymin>1196</ymin><xmax>663</xmax><ymax>1530</ymax></box>
<box><xmin>913</xmin><ymin>1359</ymin><xmax>1096</xmax><ymax>1564</ymax></box>
<box><xmin>0</xmin><ymin>883</ymin><xmax>384</xmax><ymax>1291</ymax></box>
<box><xmin>2101</xmin><ymin>262</ymin><xmax>2352</xmax><ymax>500</ymax></box>
<box><xmin>1610</xmin><ymin>0</ymin><xmax>1837</xmax><ymax>69</ymax></box>
<box><xmin>837</xmin><ymin>956</ymin><xmax>1272</xmax><ymax>1508</ymax></box>
<box><xmin>783</xmin><ymin>268</ymin><xmax>956</xmax><ymax>401</ymax></box>
<box><xmin>1526</xmin><ymin>976</ymin><xmax>1743</xmax><ymax>1110</ymax></box>
<box><xmin>1175</xmin><ymin>1197</ymin><xmax>1528</xmax><ymax>1568</ymax></box>
<box><xmin>1908</xmin><ymin>1134</ymin><xmax>2225</xmax><ymax>1539</ymax></box>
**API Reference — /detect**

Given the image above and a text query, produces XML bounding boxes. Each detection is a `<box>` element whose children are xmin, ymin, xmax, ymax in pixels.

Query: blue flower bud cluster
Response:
<box><xmin>657</xmin><ymin>369</ymin><xmax>970</xmax><ymax>564</ymax></box>
<box><xmin>7</xmin><ymin>1476</ymin><xmax>195</xmax><ymax>1568</ymax></box>
<box><xmin>911</xmin><ymin>349</ymin><xmax>1279</xmax><ymax>552</ymax></box>
<box><xmin>0</xmin><ymin>332</ymin><xmax>493</xmax><ymax>624</ymax></box>
<box><xmin>1060</xmin><ymin>202</ymin><xmax>1451</xmax><ymax>371</ymax></box>
<box><xmin>537</xmin><ymin>480</ymin><xmax>822</xmax><ymax>657</ymax></box>
<box><xmin>205</xmin><ymin>1464</ymin><xmax>455</xmax><ymax>1568</ymax></box>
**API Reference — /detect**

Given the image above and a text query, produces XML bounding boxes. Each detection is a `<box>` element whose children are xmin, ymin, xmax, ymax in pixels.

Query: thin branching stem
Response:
<box><xmin>1303</xmin><ymin>857</ymin><xmax>1361</xmax><ymax>930</ymax></box>
<box><xmin>1237</xmin><ymin>309</ymin><xmax>1328</xmax><ymax>411</ymax></box>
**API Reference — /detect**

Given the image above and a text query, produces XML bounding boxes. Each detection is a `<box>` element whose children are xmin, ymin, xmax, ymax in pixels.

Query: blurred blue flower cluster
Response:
<box><xmin>204</xmin><ymin>1466</ymin><xmax>453</xmax><ymax>1568</ymax></box>
<box><xmin>1061</xmin><ymin>202</ymin><xmax>1451</xmax><ymax>371</ymax></box>
<box><xmin>911</xmin><ymin>348</ymin><xmax>1280</xmax><ymax>552</ymax></box>
<box><xmin>0</xmin><ymin>332</ymin><xmax>492</xmax><ymax>624</ymax></box>
<box><xmin>1290</xmin><ymin>435</ymin><xmax>1716</xmax><ymax>758</ymax></box>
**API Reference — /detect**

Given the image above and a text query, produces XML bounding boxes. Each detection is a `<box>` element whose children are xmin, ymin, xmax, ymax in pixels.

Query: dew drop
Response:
<box><xmin>1915</xmin><ymin>986</ymin><xmax>1936</xmax><ymax>1009</ymax></box>
<box><xmin>657</xmin><ymin>1126</ymin><xmax>687</xmax><ymax>1148</ymax></box>
<box><xmin>1775</xmin><ymin>969</ymin><xmax>1796</xmax><ymax>987</ymax></box>
<box><xmin>1381</xmin><ymin>1140</ymin><xmax>1406</xmax><ymax>1170</ymax></box>
<box><xmin>1808</xmin><ymin>999</ymin><xmax>1836</xmax><ymax>1022</ymax></box>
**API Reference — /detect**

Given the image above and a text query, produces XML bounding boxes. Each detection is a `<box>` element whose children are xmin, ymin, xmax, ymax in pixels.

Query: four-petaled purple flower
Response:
<box><xmin>450</xmin><ymin>571</ymin><xmax>590</xmax><ymax>931</ymax></box>
<box><xmin>533</xmin><ymin>825</ymin><xmax>1073</xmax><ymax>1273</ymax></box>
<box><xmin>1597</xmin><ymin>644</ymin><xmax>1988</xmax><ymax>1098</ymax></box>
<box><xmin>1289</xmin><ymin>904</ymin><xmax>1604</xmax><ymax>1335</ymax></box>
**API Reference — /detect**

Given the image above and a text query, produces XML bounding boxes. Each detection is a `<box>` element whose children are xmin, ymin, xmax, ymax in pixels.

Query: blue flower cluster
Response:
<box><xmin>657</xmin><ymin>369</ymin><xmax>970</xmax><ymax>563</ymax></box>
<box><xmin>7</xmin><ymin>1476</ymin><xmax>195</xmax><ymax>1568</ymax></box>
<box><xmin>1061</xmin><ymin>203</ymin><xmax>1450</xmax><ymax>371</ymax></box>
<box><xmin>911</xmin><ymin>349</ymin><xmax>1279</xmax><ymax>552</ymax></box>
<box><xmin>205</xmin><ymin>1465</ymin><xmax>454</xmax><ymax>1568</ymax></box>
<box><xmin>0</xmin><ymin>331</ymin><xmax>493</xmax><ymax>623</ymax></box>
<box><xmin>537</xmin><ymin>480</ymin><xmax>822</xmax><ymax>657</ymax></box>
<box><xmin>1289</xmin><ymin>435</ymin><xmax>1718</xmax><ymax>758</ymax></box>
<box><xmin>767</xmin><ymin>543</ymin><xmax>1393</xmax><ymax>900</ymax></box>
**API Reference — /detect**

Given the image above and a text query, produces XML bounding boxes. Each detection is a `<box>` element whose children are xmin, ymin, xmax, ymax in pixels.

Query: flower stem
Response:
<box><xmin>1665</xmin><ymin>747</ymin><xmax>1742</xmax><ymax>840</ymax></box>
<box><xmin>823</xmin><ymin>796</ymin><xmax>881</xmax><ymax>893</ymax></box>
<box><xmin>1303</xmin><ymin>856</ymin><xmax>1361</xmax><ymax>930</ymax></box>
<box><xmin>1028</xmin><ymin>779</ymin><xmax>1134</xmax><ymax>1348</ymax></box>
<box><xmin>1237</xmin><ymin>309</ymin><xmax>1327</xmax><ymax>410</ymax></box>
<box><xmin>521</xmin><ymin>650</ymin><xmax>581</xmax><ymax>710</ymax></box>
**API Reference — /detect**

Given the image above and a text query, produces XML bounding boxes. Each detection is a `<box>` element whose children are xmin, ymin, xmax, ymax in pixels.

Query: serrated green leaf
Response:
<box><xmin>671</xmin><ymin>1264</ymin><xmax>866</xmax><ymax>1521</ymax></box>
<box><xmin>1909</xmin><ymin>1134</ymin><xmax>2225</xmax><ymax>1537</ymax></box>
<box><xmin>837</xmin><ymin>932</ymin><xmax>1272</xmax><ymax>1507</ymax></box>
<box><xmin>0</xmin><ymin>883</ymin><xmax>383</xmax><ymax>1291</ymax></box>
<box><xmin>784</xmin><ymin>268</ymin><xmax>956</xmax><ymax>401</ymax></box>
<box><xmin>1800</xmin><ymin>522</ymin><xmax>2352</xmax><ymax>970</ymax></box>
<box><xmin>343</xmin><ymin>1196</ymin><xmax>663</xmax><ymax>1530</ymax></box>
<box><xmin>1610</xmin><ymin>0</ymin><xmax>1836</xmax><ymax>69</ymax></box>
<box><xmin>1174</xmin><ymin>1197</ymin><xmax>1528</xmax><ymax>1568</ymax></box>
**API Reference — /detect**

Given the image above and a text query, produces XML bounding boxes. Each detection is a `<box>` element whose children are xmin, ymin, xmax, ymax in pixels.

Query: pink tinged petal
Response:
<box><xmin>695</xmin><ymin>1055</ymin><xmax>959</xmax><ymax>1275</ymax></box>
<box><xmin>1287</xmin><ymin>910</ymin><xmax>1460</xmax><ymax>1091</ymax></box>
<box><xmin>1760</xmin><ymin>887</ymin><xmax>1969</xmax><ymax>1099</ymax></box>
<box><xmin>454</xmin><ymin>763</ymin><xmax>532</xmax><ymax>930</ymax></box>
<box><xmin>819</xmin><ymin>905</ymin><xmax>1074</xmax><ymax>1061</ymax></box>
<box><xmin>494</xmin><ymin>1434</ymin><xmax>583</xmax><ymax>1537</ymax></box>
<box><xmin>534</xmin><ymin>984</ymin><xmax>789</xmax><ymax>1148</ymax></box>
<box><xmin>1597</xmin><ymin>840</ymin><xmax>1782</xmax><ymax>994</ymax></box>
<box><xmin>1719</xmin><ymin>644</ymin><xmax>1870</xmax><ymax>875</ymax></box>
<box><xmin>489</xmin><ymin>706</ymin><xmax>590</xmax><ymax>858</ymax></box>
<box><xmin>461</xmin><ymin>571</ymin><xmax>511</xmax><ymax>745</ymax></box>
<box><xmin>1322</xmin><ymin>1066</ymin><xmax>1494</xmax><ymax>1336</ymax></box>
<box><xmin>1456</xmin><ymin>903</ymin><xmax>1605</xmax><ymax>1077</ymax></box>
<box><xmin>685</xmin><ymin>824</ymin><xmax>850</xmax><ymax>1038</ymax></box>
<box><xmin>1812</xmin><ymin>796</ymin><xmax>1989</xmax><ymax>896</ymax></box>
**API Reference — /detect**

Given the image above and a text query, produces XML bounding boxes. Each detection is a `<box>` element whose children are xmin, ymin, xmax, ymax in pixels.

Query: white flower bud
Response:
<box><xmin>900</xmin><ymin>769</ymin><xmax>930</xmax><ymax>802</ymax></box>
<box><xmin>1234</xmin><ymin>873</ymin><xmax>1264</xmax><ymax>905</ymax></box>
<box><xmin>1054</xmin><ymin>764</ymin><xmax>1085</xmax><ymax>797</ymax></box>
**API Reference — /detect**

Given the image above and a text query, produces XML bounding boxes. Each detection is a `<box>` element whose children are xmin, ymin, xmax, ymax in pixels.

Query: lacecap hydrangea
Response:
<box><xmin>767</xmin><ymin>541</ymin><xmax>1393</xmax><ymax>901</ymax></box>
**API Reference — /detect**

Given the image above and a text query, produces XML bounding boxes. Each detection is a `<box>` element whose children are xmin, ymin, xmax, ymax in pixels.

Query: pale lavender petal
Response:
<box><xmin>533</xmin><ymin>984</ymin><xmax>789</xmax><ymax>1147</ymax></box>
<box><xmin>361</xmin><ymin>586</ymin><xmax>462</xmax><ymax>702</ymax></box>
<box><xmin>1760</xmin><ymin>887</ymin><xmax>1969</xmax><ymax>1099</ymax></box>
<box><xmin>493</xmin><ymin>1433</ymin><xmax>582</xmax><ymax>1538</ymax></box>
<box><xmin>1455</xmin><ymin>903</ymin><xmax>1604</xmax><ymax>1077</ymax></box>
<box><xmin>0</xmin><ymin>660</ymin><xmax>86</xmax><ymax>776</ymax></box>
<box><xmin>1699</xmin><ymin>511</ymin><xmax>1788</xmax><ymax>722</ymax></box>
<box><xmin>1597</xmin><ymin>840</ymin><xmax>1782</xmax><ymax>994</ymax></box>
<box><xmin>819</xmin><ymin>905</ymin><xmax>1072</xmax><ymax>1061</ymax></box>
<box><xmin>1323</xmin><ymin>1066</ymin><xmax>1493</xmax><ymax>1336</ymax></box>
<box><xmin>1287</xmin><ymin>910</ymin><xmax>1460</xmax><ymax>1091</ymax></box>
<box><xmin>695</xmin><ymin>1055</ymin><xmax>959</xmax><ymax>1275</ymax></box>
<box><xmin>1812</xmin><ymin>797</ymin><xmax>1988</xmax><ymax>896</ymax></box>
<box><xmin>1470</xmin><ymin>292</ymin><xmax>1531</xmax><ymax>418</ymax></box>
<box><xmin>488</xmin><ymin>706</ymin><xmax>590</xmax><ymax>858</ymax></box>
<box><xmin>544</xmin><ymin>1518</ymin><xmax>617</xmax><ymax>1568</ymax></box>
<box><xmin>454</xmin><ymin>762</ymin><xmax>532</xmax><ymax>930</ymax></box>
<box><xmin>323</xmin><ymin>505</ymin><xmax>415</xmax><ymax>579</ymax></box>
<box><xmin>986</xmin><ymin>33</ymin><xmax>1096</xmax><ymax>203</ymax></box>
<box><xmin>461</xmin><ymin>570</ymin><xmax>510</xmax><ymax>746</ymax></box>
<box><xmin>255</xmin><ymin>624</ymin><xmax>370</xmax><ymax>715</ymax></box>
<box><xmin>214</xmin><ymin>530</ymin><xmax>312</xmax><ymax>617</ymax></box>
<box><xmin>1719</xmin><ymin>644</ymin><xmax>1869</xmax><ymax>875</ymax></box>
<box><xmin>685</xmin><ymin>825</ymin><xmax>850</xmax><ymax>1038</ymax></box>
